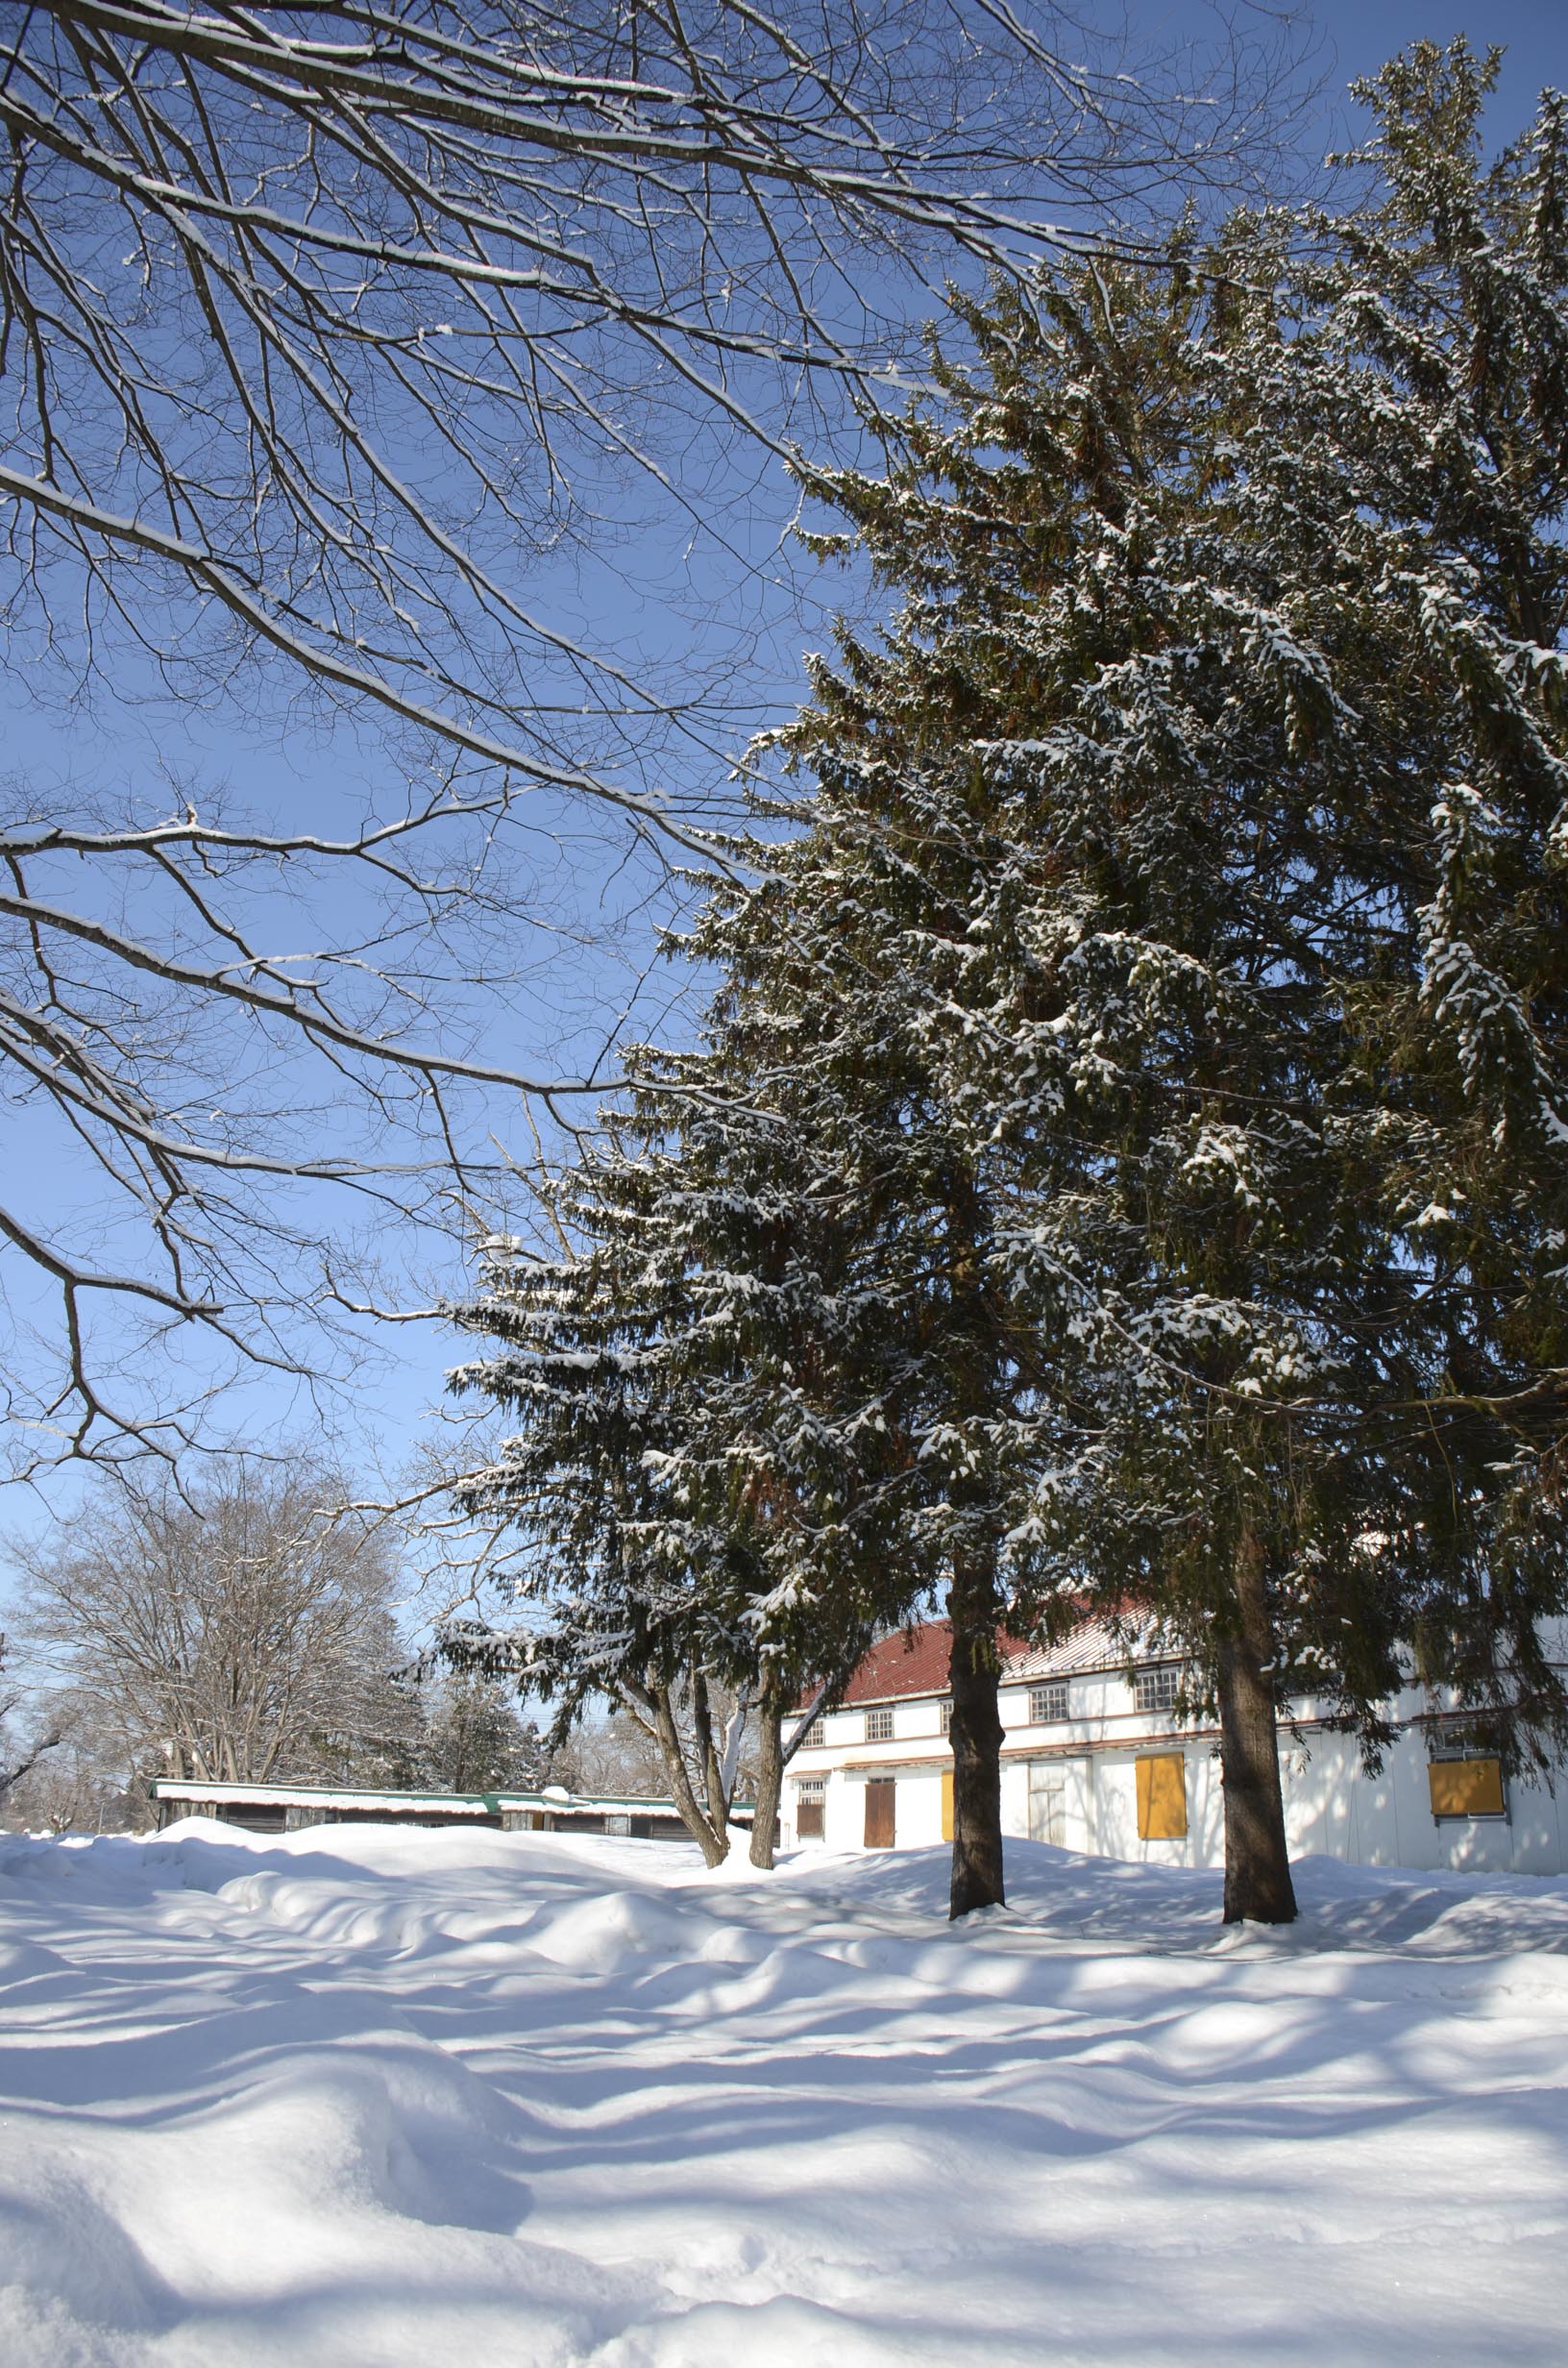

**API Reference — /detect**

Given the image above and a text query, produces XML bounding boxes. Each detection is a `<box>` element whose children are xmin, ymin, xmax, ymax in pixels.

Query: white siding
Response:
<box><xmin>787</xmin><ymin>1655</ymin><xmax>1568</xmax><ymax>1875</ymax></box>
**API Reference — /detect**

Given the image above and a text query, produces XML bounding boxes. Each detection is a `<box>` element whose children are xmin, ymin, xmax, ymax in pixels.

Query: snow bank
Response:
<box><xmin>3</xmin><ymin>1823</ymin><xmax>1566</xmax><ymax>2364</ymax></box>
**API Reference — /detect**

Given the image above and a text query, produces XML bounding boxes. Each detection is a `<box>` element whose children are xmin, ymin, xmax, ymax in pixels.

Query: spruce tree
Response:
<box><xmin>772</xmin><ymin>39</ymin><xmax>1568</xmax><ymax>1921</ymax></box>
<box><xmin>446</xmin><ymin>1018</ymin><xmax>932</xmax><ymax>1867</ymax></box>
<box><xmin>451</xmin><ymin>43</ymin><xmax>1568</xmax><ymax>1925</ymax></box>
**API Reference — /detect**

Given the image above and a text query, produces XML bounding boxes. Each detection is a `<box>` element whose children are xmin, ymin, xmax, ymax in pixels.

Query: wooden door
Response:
<box><xmin>1135</xmin><ymin>1752</ymin><xmax>1188</xmax><ymax>1840</ymax></box>
<box><xmin>1027</xmin><ymin>1764</ymin><xmax>1068</xmax><ymax>1844</ymax></box>
<box><xmin>864</xmin><ymin>1777</ymin><xmax>896</xmax><ymax>1849</ymax></box>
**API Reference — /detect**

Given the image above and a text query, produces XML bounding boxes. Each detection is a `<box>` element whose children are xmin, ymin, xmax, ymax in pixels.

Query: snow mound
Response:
<box><xmin>3</xmin><ymin>1824</ymin><xmax>1568</xmax><ymax>2364</ymax></box>
<box><xmin>526</xmin><ymin>1885</ymin><xmax>723</xmax><ymax>1973</ymax></box>
<box><xmin>0</xmin><ymin>2166</ymin><xmax>174</xmax><ymax>2339</ymax></box>
<box><xmin>0</xmin><ymin>1931</ymin><xmax>73</xmax><ymax>1985</ymax></box>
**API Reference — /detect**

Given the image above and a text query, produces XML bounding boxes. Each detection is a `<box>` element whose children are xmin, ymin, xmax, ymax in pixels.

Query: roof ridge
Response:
<box><xmin>808</xmin><ymin>1612</ymin><xmax>1141</xmax><ymax>1707</ymax></box>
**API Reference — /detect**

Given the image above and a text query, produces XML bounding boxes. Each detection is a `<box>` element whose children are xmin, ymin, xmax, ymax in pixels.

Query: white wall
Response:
<box><xmin>788</xmin><ymin>1668</ymin><xmax>1568</xmax><ymax>1875</ymax></box>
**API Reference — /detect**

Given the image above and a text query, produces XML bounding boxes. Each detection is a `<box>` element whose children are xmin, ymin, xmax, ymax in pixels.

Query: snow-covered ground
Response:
<box><xmin>3</xmin><ymin>1824</ymin><xmax>1566</xmax><ymax>2366</ymax></box>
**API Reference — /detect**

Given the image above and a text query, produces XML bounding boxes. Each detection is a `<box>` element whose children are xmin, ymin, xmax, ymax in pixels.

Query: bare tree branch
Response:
<box><xmin>0</xmin><ymin>1630</ymin><xmax>67</xmax><ymax>1804</ymax></box>
<box><xmin>0</xmin><ymin>2</ymin><xmax>1315</xmax><ymax>1476</ymax></box>
<box><xmin>0</xmin><ymin>1</ymin><xmax>1312</xmax><ymax>814</ymax></box>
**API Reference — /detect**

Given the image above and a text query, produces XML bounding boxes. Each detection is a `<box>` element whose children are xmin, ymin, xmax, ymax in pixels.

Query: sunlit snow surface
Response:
<box><xmin>3</xmin><ymin>1823</ymin><xmax>1567</xmax><ymax>2365</ymax></box>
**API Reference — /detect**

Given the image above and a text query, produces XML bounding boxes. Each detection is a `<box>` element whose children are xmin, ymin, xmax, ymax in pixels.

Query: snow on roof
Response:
<box><xmin>153</xmin><ymin>1781</ymin><xmax>502</xmax><ymax>1816</ymax></box>
<box><xmin>150</xmin><ymin>1780</ymin><xmax>687</xmax><ymax>1818</ymax></box>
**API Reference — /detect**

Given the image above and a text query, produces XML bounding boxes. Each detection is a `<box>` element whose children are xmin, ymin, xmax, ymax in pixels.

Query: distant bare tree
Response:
<box><xmin>9</xmin><ymin>1459</ymin><xmax>410</xmax><ymax>1782</ymax></box>
<box><xmin>0</xmin><ymin>2</ymin><xmax>1313</xmax><ymax>1479</ymax></box>
<box><xmin>570</xmin><ymin>1706</ymin><xmax>675</xmax><ymax>1797</ymax></box>
<box><xmin>0</xmin><ymin>1709</ymin><xmax>148</xmax><ymax>1834</ymax></box>
<box><xmin>0</xmin><ymin>1629</ymin><xmax>65</xmax><ymax>1807</ymax></box>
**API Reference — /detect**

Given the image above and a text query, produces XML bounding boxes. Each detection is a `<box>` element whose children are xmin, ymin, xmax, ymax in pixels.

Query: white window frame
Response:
<box><xmin>1134</xmin><ymin>1664</ymin><xmax>1183</xmax><ymax>1716</ymax></box>
<box><xmin>1029</xmin><ymin>1682</ymin><xmax>1069</xmax><ymax>1725</ymax></box>
<box><xmin>864</xmin><ymin>1705</ymin><xmax>894</xmax><ymax>1743</ymax></box>
<box><xmin>939</xmin><ymin>1699</ymin><xmax>953</xmax><ymax>1737</ymax></box>
<box><xmin>794</xmin><ymin>1774</ymin><xmax>826</xmax><ymax>1841</ymax></box>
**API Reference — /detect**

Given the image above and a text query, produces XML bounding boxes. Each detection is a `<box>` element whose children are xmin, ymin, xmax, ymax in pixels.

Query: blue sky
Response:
<box><xmin>1316</xmin><ymin>0</ymin><xmax>1563</xmax><ymax>103</ymax></box>
<box><xmin>1310</xmin><ymin>1</ymin><xmax>1562</xmax><ymax>121</ymax></box>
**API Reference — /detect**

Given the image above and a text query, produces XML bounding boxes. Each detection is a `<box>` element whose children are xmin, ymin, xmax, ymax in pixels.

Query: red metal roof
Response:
<box><xmin>1005</xmin><ymin>1619</ymin><xmax>1134</xmax><ymax>1681</ymax></box>
<box><xmin>835</xmin><ymin>1620</ymin><xmax>957</xmax><ymax>1705</ymax></box>
<box><xmin>814</xmin><ymin>1614</ymin><xmax>1149</xmax><ymax>1708</ymax></box>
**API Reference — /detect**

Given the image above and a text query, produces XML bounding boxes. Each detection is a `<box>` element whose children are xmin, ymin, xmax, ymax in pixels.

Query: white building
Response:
<box><xmin>784</xmin><ymin>1617</ymin><xmax>1568</xmax><ymax>1876</ymax></box>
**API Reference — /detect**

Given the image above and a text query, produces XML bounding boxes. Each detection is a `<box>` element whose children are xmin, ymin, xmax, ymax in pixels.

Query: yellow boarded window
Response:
<box><xmin>1428</xmin><ymin>1757</ymin><xmax>1505</xmax><ymax>1818</ymax></box>
<box><xmin>1136</xmin><ymin>1752</ymin><xmax>1188</xmax><ymax>1840</ymax></box>
<box><xmin>941</xmin><ymin>1767</ymin><xmax>954</xmax><ymax>1842</ymax></box>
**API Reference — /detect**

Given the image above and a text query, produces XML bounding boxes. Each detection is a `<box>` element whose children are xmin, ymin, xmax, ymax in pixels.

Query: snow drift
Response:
<box><xmin>2</xmin><ymin>1821</ymin><xmax>1566</xmax><ymax>2364</ymax></box>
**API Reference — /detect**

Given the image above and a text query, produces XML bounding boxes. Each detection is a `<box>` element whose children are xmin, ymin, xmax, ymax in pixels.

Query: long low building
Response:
<box><xmin>784</xmin><ymin>1619</ymin><xmax>1568</xmax><ymax>1876</ymax></box>
<box><xmin>150</xmin><ymin>1778</ymin><xmax>698</xmax><ymax>1841</ymax></box>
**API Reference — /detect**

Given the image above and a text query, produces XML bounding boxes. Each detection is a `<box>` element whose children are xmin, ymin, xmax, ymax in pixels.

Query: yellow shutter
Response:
<box><xmin>941</xmin><ymin>1767</ymin><xmax>954</xmax><ymax>1841</ymax></box>
<box><xmin>1428</xmin><ymin>1757</ymin><xmax>1505</xmax><ymax>1818</ymax></box>
<box><xmin>1136</xmin><ymin>1752</ymin><xmax>1188</xmax><ymax>1840</ymax></box>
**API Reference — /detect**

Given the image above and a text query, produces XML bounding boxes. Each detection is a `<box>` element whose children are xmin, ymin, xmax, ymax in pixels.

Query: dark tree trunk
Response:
<box><xmin>748</xmin><ymin>1692</ymin><xmax>784</xmax><ymax>1870</ymax></box>
<box><xmin>1217</xmin><ymin>1530</ymin><xmax>1297</xmax><ymax>1925</ymax></box>
<box><xmin>947</xmin><ymin>1542</ymin><xmax>1006</xmax><ymax>1919</ymax></box>
<box><xmin>640</xmin><ymin>1681</ymin><xmax>728</xmax><ymax>1867</ymax></box>
<box><xmin>690</xmin><ymin>1660</ymin><xmax>729</xmax><ymax>1830</ymax></box>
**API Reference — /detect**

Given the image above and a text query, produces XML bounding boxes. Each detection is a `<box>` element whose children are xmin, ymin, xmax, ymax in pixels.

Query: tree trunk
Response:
<box><xmin>947</xmin><ymin>1543</ymin><xmax>1006</xmax><ymax>1919</ymax></box>
<box><xmin>642</xmin><ymin>1682</ymin><xmax>729</xmax><ymax>1867</ymax></box>
<box><xmin>1217</xmin><ymin>1531</ymin><xmax>1297</xmax><ymax>1925</ymax></box>
<box><xmin>690</xmin><ymin>1661</ymin><xmax>730</xmax><ymax>1833</ymax></box>
<box><xmin>748</xmin><ymin>1693</ymin><xmax>784</xmax><ymax>1870</ymax></box>
<box><xmin>718</xmin><ymin>1689</ymin><xmax>751</xmax><ymax>1806</ymax></box>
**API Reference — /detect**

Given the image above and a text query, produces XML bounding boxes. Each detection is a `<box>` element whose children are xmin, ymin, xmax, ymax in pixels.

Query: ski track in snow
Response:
<box><xmin>2</xmin><ymin>1824</ymin><xmax>1566</xmax><ymax>2365</ymax></box>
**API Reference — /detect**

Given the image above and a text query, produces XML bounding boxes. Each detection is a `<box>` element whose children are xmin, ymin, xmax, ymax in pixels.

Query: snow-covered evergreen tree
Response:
<box><xmin>772</xmin><ymin>38</ymin><xmax>1568</xmax><ymax>1922</ymax></box>
<box><xmin>450</xmin><ymin>42</ymin><xmax>1568</xmax><ymax>1924</ymax></box>
<box><xmin>446</xmin><ymin>1074</ymin><xmax>927</xmax><ymax>1866</ymax></box>
<box><xmin>418</xmin><ymin>1669</ymin><xmax>552</xmax><ymax>1795</ymax></box>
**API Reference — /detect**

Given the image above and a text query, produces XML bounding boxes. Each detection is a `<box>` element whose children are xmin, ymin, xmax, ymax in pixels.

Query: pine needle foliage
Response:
<box><xmin>772</xmin><ymin>38</ymin><xmax>1568</xmax><ymax>1918</ymax></box>
<box><xmin>451</xmin><ymin>42</ymin><xmax>1568</xmax><ymax>1920</ymax></box>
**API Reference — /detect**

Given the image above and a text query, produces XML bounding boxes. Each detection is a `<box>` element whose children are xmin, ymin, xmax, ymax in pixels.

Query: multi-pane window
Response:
<box><xmin>1134</xmin><ymin>1665</ymin><xmax>1183</xmax><ymax>1715</ymax></box>
<box><xmin>1029</xmin><ymin>1683</ymin><xmax>1069</xmax><ymax>1725</ymax></box>
<box><xmin>795</xmin><ymin>1710</ymin><xmax>823</xmax><ymax>1749</ymax></box>
<box><xmin>865</xmin><ymin>1706</ymin><xmax>894</xmax><ymax>1743</ymax></box>
<box><xmin>939</xmin><ymin>1699</ymin><xmax>954</xmax><ymax>1737</ymax></box>
<box><xmin>796</xmin><ymin>1777</ymin><xmax>825</xmax><ymax>1840</ymax></box>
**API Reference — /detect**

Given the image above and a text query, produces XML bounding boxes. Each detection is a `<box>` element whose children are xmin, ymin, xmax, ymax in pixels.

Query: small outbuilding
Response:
<box><xmin>149</xmin><ymin>1778</ymin><xmax>697</xmax><ymax>1841</ymax></box>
